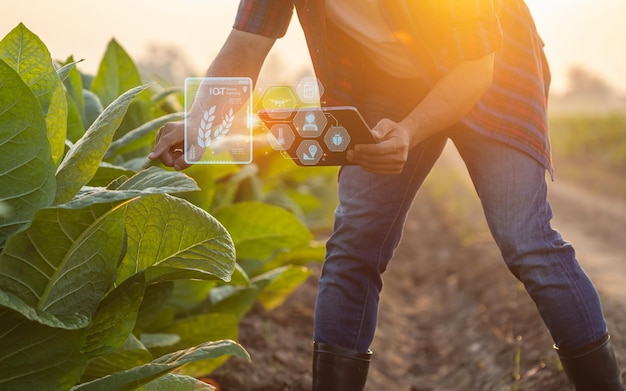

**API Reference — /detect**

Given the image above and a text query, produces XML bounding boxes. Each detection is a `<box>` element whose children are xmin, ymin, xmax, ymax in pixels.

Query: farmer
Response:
<box><xmin>149</xmin><ymin>1</ymin><xmax>624</xmax><ymax>390</ymax></box>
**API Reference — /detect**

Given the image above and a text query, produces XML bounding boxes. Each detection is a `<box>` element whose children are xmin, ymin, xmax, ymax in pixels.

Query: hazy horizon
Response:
<box><xmin>2</xmin><ymin>1</ymin><xmax>626</xmax><ymax>95</ymax></box>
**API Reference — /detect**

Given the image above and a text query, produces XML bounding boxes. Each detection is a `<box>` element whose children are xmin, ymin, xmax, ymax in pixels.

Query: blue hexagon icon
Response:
<box><xmin>296</xmin><ymin>140</ymin><xmax>322</xmax><ymax>165</ymax></box>
<box><xmin>293</xmin><ymin>108</ymin><xmax>327</xmax><ymax>138</ymax></box>
<box><xmin>266</xmin><ymin>124</ymin><xmax>295</xmax><ymax>150</ymax></box>
<box><xmin>296</xmin><ymin>76</ymin><xmax>324</xmax><ymax>105</ymax></box>
<box><xmin>261</xmin><ymin>86</ymin><xmax>298</xmax><ymax>119</ymax></box>
<box><xmin>324</xmin><ymin>126</ymin><xmax>351</xmax><ymax>152</ymax></box>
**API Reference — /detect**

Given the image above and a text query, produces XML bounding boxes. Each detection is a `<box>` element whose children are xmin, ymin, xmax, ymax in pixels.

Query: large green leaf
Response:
<box><xmin>82</xmin><ymin>273</ymin><xmax>146</xmax><ymax>359</ymax></box>
<box><xmin>0</xmin><ymin>23</ymin><xmax>67</xmax><ymax>164</ymax></box>
<box><xmin>0</xmin><ymin>204</ymin><xmax>126</xmax><ymax>321</ymax></box>
<box><xmin>213</xmin><ymin>201</ymin><xmax>313</xmax><ymax>260</ymax></box>
<box><xmin>55</xmin><ymin>85</ymin><xmax>147</xmax><ymax>204</ymax></box>
<box><xmin>148</xmin><ymin>314</ymin><xmax>241</xmax><ymax>377</ymax></box>
<box><xmin>119</xmin><ymin>194</ymin><xmax>235</xmax><ymax>284</ymax></box>
<box><xmin>91</xmin><ymin>39</ymin><xmax>145</xmax><ymax>108</ymax></box>
<box><xmin>105</xmin><ymin>112</ymin><xmax>184</xmax><ymax>160</ymax></box>
<box><xmin>0</xmin><ymin>307</ymin><xmax>87</xmax><ymax>390</ymax></box>
<box><xmin>60</xmin><ymin>166</ymin><xmax>199</xmax><ymax>209</ymax></box>
<box><xmin>90</xmin><ymin>39</ymin><xmax>150</xmax><ymax>137</ymax></box>
<box><xmin>0</xmin><ymin>60</ymin><xmax>56</xmax><ymax>243</ymax></box>
<box><xmin>72</xmin><ymin>340</ymin><xmax>248</xmax><ymax>391</ymax></box>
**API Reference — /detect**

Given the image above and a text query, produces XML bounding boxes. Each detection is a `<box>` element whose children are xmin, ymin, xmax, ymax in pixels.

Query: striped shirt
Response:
<box><xmin>234</xmin><ymin>0</ymin><xmax>553</xmax><ymax>173</ymax></box>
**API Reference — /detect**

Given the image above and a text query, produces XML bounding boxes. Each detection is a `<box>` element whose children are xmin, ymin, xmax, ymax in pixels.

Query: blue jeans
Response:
<box><xmin>313</xmin><ymin>115</ymin><xmax>608</xmax><ymax>354</ymax></box>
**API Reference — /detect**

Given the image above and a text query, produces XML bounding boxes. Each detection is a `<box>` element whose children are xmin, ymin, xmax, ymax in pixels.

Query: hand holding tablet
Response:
<box><xmin>258</xmin><ymin>106</ymin><xmax>378</xmax><ymax>166</ymax></box>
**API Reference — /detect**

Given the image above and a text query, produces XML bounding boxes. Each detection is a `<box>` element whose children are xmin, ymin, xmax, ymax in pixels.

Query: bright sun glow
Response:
<box><xmin>1</xmin><ymin>0</ymin><xmax>625</xmax><ymax>93</ymax></box>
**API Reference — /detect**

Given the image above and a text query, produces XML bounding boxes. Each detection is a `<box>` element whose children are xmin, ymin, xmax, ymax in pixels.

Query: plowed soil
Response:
<box><xmin>209</xmin><ymin>147</ymin><xmax>626</xmax><ymax>390</ymax></box>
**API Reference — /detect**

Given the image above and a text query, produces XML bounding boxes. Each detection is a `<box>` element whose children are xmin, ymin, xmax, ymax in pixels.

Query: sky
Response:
<box><xmin>1</xmin><ymin>0</ymin><xmax>626</xmax><ymax>95</ymax></box>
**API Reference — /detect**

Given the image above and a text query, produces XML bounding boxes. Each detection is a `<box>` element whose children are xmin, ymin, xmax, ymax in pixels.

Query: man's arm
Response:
<box><xmin>149</xmin><ymin>29</ymin><xmax>275</xmax><ymax>170</ymax></box>
<box><xmin>204</xmin><ymin>29</ymin><xmax>276</xmax><ymax>81</ymax></box>
<box><xmin>402</xmin><ymin>53</ymin><xmax>495</xmax><ymax>147</ymax></box>
<box><xmin>347</xmin><ymin>52</ymin><xmax>495</xmax><ymax>175</ymax></box>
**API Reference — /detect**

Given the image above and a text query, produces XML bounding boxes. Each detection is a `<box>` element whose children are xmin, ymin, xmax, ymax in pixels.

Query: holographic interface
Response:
<box><xmin>184</xmin><ymin>77</ymin><xmax>253</xmax><ymax>164</ymax></box>
<box><xmin>184</xmin><ymin>76</ymin><xmax>375</xmax><ymax>166</ymax></box>
<box><xmin>258</xmin><ymin>78</ymin><xmax>375</xmax><ymax>166</ymax></box>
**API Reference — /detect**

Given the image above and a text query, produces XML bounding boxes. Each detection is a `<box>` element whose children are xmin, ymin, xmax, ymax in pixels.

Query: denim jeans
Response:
<box><xmin>313</xmin><ymin>77</ymin><xmax>608</xmax><ymax>353</ymax></box>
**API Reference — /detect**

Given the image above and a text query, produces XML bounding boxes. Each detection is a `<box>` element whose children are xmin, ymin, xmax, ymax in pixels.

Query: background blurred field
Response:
<box><xmin>547</xmin><ymin>67</ymin><xmax>626</xmax><ymax>197</ymax></box>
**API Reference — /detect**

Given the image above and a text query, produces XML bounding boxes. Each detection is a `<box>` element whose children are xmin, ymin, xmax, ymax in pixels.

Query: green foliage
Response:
<box><xmin>73</xmin><ymin>341</ymin><xmax>245</xmax><ymax>391</ymax></box>
<box><xmin>0</xmin><ymin>59</ymin><xmax>56</xmax><ymax>242</ymax></box>
<box><xmin>0</xmin><ymin>24</ymin><xmax>244</xmax><ymax>391</ymax></box>
<box><xmin>55</xmin><ymin>85</ymin><xmax>147</xmax><ymax>204</ymax></box>
<box><xmin>0</xmin><ymin>23</ymin><xmax>333</xmax><ymax>390</ymax></box>
<box><xmin>91</xmin><ymin>39</ymin><xmax>152</xmax><ymax>140</ymax></box>
<box><xmin>0</xmin><ymin>23</ymin><xmax>67</xmax><ymax>164</ymax></box>
<box><xmin>550</xmin><ymin>113</ymin><xmax>626</xmax><ymax>172</ymax></box>
<box><xmin>214</xmin><ymin>201</ymin><xmax>312</xmax><ymax>260</ymax></box>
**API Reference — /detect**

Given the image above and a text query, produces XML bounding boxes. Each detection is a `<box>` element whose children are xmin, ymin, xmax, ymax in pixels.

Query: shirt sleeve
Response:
<box><xmin>422</xmin><ymin>0</ymin><xmax>503</xmax><ymax>61</ymax></box>
<box><xmin>233</xmin><ymin>0</ymin><xmax>295</xmax><ymax>39</ymax></box>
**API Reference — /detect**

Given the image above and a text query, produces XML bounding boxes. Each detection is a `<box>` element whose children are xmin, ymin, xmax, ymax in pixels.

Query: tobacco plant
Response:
<box><xmin>0</xmin><ymin>23</ymin><xmax>326</xmax><ymax>390</ymax></box>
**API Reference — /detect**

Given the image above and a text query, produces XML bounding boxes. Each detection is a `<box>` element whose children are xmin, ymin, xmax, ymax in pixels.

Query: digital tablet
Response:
<box><xmin>258</xmin><ymin>106</ymin><xmax>377</xmax><ymax>166</ymax></box>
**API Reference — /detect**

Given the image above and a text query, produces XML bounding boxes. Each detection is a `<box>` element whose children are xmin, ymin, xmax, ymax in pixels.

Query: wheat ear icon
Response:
<box><xmin>214</xmin><ymin>108</ymin><xmax>235</xmax><ymax>140</ymax></box>
<box><xmin>197</xmin><ymin>106</ymin><xmax>235</xmax><ymax>148</ymax></box>
<box><xmin>197</xmin><ymin>106</ymin><xmax>216</xmax><ymax>148</ymax></box>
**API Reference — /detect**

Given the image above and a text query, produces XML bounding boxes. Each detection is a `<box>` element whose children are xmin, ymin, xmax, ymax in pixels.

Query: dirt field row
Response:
<box><xmin>210</xmin><ymin>146</ymin><xmax>626</xmax><ymax>390</ymax></box>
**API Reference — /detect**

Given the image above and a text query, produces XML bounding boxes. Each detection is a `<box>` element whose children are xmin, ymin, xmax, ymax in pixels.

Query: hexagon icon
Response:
<box><xmin>293</xmin><ymin>108</ymin><xmax>326</xmax><ymax>138</ymax></box>
<box><xmin>296</xmin><ymin>76</ymin><xmax>324</xmax><ymax>104</ymax></box>
<box><xmin>266</xmin><ymin>124</ymin><xmax>295</xmax><ymax>150</ymax></box>
<box><xmin>296</xmin><ymin>140</ymin><xmax>322</xmax><ymax>165</ymax></box>
<box><xmin>260</xmin><ymin>86</ymin><xmax>297</xmax><ymax>119</ymax></box>
<box><xmin>324</xmin><ymin>126</ymin><xmax>351</xmax><ymax>152</ymax></box>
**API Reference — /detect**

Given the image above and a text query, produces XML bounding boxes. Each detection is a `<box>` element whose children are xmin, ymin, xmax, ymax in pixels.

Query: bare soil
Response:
<box><xmin>208</xmin><ymin>152</ymin><xmax>626</xmax><ymax>391</ymax></box>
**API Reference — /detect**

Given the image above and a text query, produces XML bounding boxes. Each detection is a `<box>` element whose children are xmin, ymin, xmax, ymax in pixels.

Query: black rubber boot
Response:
<box><xmin>312</xmin><ymin>342</ymin><xmax>372</xmax><ymax>391</ymax></box>
<box><xmin>555</xmin><ymin>333</ymin><xmax>625</xmax><ymax>391</ymax></box>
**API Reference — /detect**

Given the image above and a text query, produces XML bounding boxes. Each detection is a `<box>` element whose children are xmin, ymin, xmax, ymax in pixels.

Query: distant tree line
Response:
<box><xmin>551</xmin><ymin>66</ymin><xmax>626</xmax><ymax>114</ymax></box>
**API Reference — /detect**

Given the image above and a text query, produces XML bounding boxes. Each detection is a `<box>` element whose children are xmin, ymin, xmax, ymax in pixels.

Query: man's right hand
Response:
<box><xmin>148</xmin><ymin>29</ymin><xmax>276</xmax><ymax>171</ymax></box>
<box><xmin>148</xmin><ymin>120</ymin><xmax>190</xmax><ymax>171</ymax></box>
